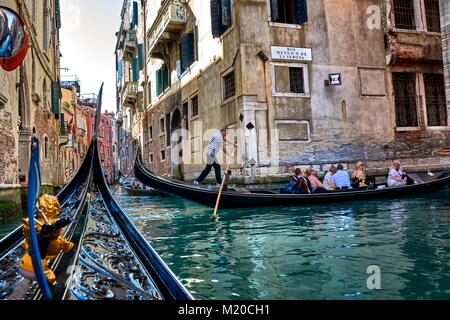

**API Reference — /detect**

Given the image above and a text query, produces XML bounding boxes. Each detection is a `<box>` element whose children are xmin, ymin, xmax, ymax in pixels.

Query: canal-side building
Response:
<box><xmin>0</xmin><ymin>0</ymin><xmax>62</xmax><ymax>187</ymax></box>
<box><xmin>116</xmin><ymin>0</ymin><xmax>450</xmax><ymax>183</ymax></box>
<box><xmin>115</xmin><ymin>0</ymin><xmax>145</xmax><ymax>176</ymax></box>
<box><xmin>60</xmin><ymin>84</ymin><xmax>81</xmax><ymax>182</ymax></box>
<box><xmin>99</xmin><ymin>112</ymin><xmax>117</xmax><ymax>185</ymax></box>
<box><xmin>441</xmin><ymin>0</ymin><xmax>450</xmax><ymax>110</ymax></box>
<box><xmin>384</xmin><ymin>0</ymin><xmax>449</xmax><ymax>160</ymax></box>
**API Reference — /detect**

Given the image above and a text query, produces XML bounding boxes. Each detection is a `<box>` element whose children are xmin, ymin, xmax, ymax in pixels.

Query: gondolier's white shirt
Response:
<box><xmin>206</xmin><ymin>132</ymin><xmax>223</xmax><ymax>157</ymax></box>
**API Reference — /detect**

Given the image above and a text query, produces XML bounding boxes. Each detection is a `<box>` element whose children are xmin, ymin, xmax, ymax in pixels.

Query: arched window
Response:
<box><xmin>43</xmin><ymin>0</ymin><xmax>49</xmax><ymax>52</ymax></box>
<box><xmin>44</xmin><ymin>136</ymin><xmax>49</xmax><ymax>159</ymax></box>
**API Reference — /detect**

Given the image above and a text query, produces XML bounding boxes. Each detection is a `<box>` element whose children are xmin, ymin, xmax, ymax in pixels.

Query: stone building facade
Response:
<box><xmin>116</xmin><ymin>0</ymin><xmax>450</xmax><ymax>183</ymax></box>
<box><xmin>0</xmin><ymin>0</ymin><xmax>62</xmax><ymax>186</ymax></box>
<box><xmin>441</xmin><ymin>0</ymin><xmax>450</xmax><ymax>109</ymax></box>
<box><xmin>99</xmin><ymin>112</ymin><xmax>117</xmax><ymax>185</ymax></box>
<box><xmin>115</xmin><ymin>0</ymin><xmax>144</xmax><ymax>176</ymax></box>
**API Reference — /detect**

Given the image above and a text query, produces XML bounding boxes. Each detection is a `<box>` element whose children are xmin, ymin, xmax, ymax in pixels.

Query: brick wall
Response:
<box><xmin>0</xmin><ymin>111</ymin><xmax>17</xmax><ymax>184</ymax></box>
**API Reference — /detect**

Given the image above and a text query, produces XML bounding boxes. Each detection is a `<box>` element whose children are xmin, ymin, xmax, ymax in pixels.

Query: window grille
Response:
<box><xmin>424</xmin><ymin>0</ymin><xmax>441</xmax><ymax>32</ymax></box>
<box><xmin>393</xmin><ymin>73</ymin><xmax>418</xmax><ymax>127</ymax></box>
<box><xmin>289</xmin><ymin>67</ymin><xmax>305</xmax><ymax>93</ymax></box>
<box><xmin>393</xmin><ymin>0</ymin><xmax>416</xmax><ymax>30</ymax></box>
<box><xmin>191</xmin><ymin>95</ymin><xmax>199</xmax><ymax>117</ymax></box>
<box><xmin>222</xmin><ymin>71</ymin><xmax>236</xmax><ymax>101</ymax></box>
<box><xmin>424</xmin><ymin>74</ymin><xmax>447</xmax><ymax>126</ymax></box>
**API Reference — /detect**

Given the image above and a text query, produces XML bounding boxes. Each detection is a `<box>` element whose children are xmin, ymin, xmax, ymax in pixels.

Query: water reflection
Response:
<box><xmin>115</xmin><ymin>189</ymin><xmax>450</xmax><ymax>300</ymax></box>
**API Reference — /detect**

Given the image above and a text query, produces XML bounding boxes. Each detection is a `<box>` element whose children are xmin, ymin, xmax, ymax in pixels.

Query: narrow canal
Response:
<box><xmin>113</xmin><ymin>189</ymin><xmax>450</xmax><ymax>300</ymax></box>
<box><xmin>1</xmin><ymin>189</ymin><xmax>450</xmax><ymax>300</ymax></box>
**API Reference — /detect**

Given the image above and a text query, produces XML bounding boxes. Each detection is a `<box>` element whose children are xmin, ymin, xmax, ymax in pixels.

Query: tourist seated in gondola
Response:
<box><xmin>280</xmin><ymin>168</ymin><xmax>311</xmax><ymax>194</ymax></box>
<box><xmin>331</xmin><ymin>164</ymin><xmax>352</xmax><ymax>190</ymax></box>
<box><xmin>387</xmin><ymin>160</ymin><xmax>415</xmax><ymax>187</ymax></box>
<box><xmin>323</xmin><ymin>166</ymin><xmax>337</xmax><ymax>191</ymax></box>
<box><xmin>305</xmin><ymin>168</ymin><xmax>326</xmax><ymax>193</ymax></box>
<box><xmin>351</xmin><ymin>162</ymin><xmax>376</xmax><ymax>189</ymax></box>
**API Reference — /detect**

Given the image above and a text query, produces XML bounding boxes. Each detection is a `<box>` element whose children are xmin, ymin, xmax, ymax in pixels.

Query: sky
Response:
<box><xmin>60</xmin><ymin>0</ymin><xmax>123</xmax><ymax>113</ymax></box>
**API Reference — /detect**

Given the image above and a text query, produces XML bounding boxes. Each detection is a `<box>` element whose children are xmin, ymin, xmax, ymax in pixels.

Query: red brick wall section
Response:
<box><xmin>34</xmin><ymin>108</ymin><xmax>59</xmax><ymax>185</ymax></box>
<box><xmin>0</xmin><ymin>111</ymin><xmax>17</xmax><ymax>184</ymax></box>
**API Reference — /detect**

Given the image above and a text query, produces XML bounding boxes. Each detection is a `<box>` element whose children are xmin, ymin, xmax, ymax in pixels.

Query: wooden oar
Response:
<box><xmin>112</xmin><ymin>169</ymin><xmax>133</xmax><ymax>194</ymax></box>
<box><xmin>211</xmin><ymin>146</ymin><xmax>237</xmax><ymax>221</ymax></box>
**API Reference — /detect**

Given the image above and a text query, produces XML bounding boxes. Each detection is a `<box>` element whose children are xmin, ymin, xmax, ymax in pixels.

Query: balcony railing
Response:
<box><xmin>122</xmin><ymin>81</ymin><xmax>138</xmax><ymax>108</ymax></box>
<box><xmin>119</xmin><ymin>29</ymin><xmax>138</xmax><ymax>62</ymax></box>
<box><xmin>147</xmin><ymin>0</ymin><xmax>187</xmax><ymax>58</ymax></box>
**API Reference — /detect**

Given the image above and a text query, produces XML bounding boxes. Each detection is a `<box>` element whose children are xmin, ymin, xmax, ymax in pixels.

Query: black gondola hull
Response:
<box><xmin>135</xmin><ymin>159</ymin><xmax>450</xmax><ymax>208</ymax></box>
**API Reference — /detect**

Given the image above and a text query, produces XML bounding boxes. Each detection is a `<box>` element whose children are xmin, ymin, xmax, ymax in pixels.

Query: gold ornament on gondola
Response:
<box><xmin>19</xmin><ymin>195</ymin><xmax>74</xmax><ymax>284</ymax></box>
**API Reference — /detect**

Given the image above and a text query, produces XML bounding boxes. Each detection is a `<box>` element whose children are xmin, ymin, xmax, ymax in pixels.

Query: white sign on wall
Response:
<box><xmin>271</xmin><ymin>46</ymin><xmax>312</xmax><ymax>61</ymax></box>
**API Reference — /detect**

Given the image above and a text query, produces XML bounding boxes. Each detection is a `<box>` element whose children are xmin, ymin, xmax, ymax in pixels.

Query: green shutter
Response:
<box><xmin>270</xmin><ymin>0</ymin><xmax>279</xmax><ymax>22</ymax></box>
<box><xmin>51</xmin><ymin>81</ymin><xmax>60</xmax><ymax>118</ymax></box>
<box><xmin>210</xmin><ymin>0</ymin><xmax>222</xmax><ymax>38</ymax></box>
<box><xmin>60</xmin><ymin>113</ymin><xmax>65</xmax><ymax>132</ymax></box>
<box><xmin>156</xmin><ymin>69</ymin><xmax>161</xmax><ymax>96</ymax></box>
<box><xmin>138</xmin><ymin>43</ymin><xmax>145</xmax><ymax>70</ymax></box>
<box><xmin>132</xmin><ymin>57</ymin><xmax>139</xmax><ymax>82</ymax></box>
<box><xmin>180</xmin><ymin>33</ymin><xmax>195</xmax><ymax>70</ymax></box>
<box><xmin>295</xmin><ymin>0</ymin><xmax>308</xmax><ymax>25</ymax></box>
<box><xmin>132</xmin><ymin>1</ymin><xmax>138</xmax><ymax>28</ymax></box>
<box><xmin>54</xmin><ymin>0</ymin><xmax>61</xmax><ymax>29</ymax></box>
<box><xmin>221</xmin><ymin>0</ymin><xmax>232</xmax><ymax>27</ymax></box>
<box><xmin>162</xmin><ymin>64</ymin><xmax>169</xmax><ymax>91</ymax></box>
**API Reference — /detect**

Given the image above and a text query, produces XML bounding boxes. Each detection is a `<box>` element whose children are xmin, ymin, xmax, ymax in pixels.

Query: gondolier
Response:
<box><xmin>194</xmin><ymin>127</ymin><xmax>237</xmax><ymax>186</ymax></box>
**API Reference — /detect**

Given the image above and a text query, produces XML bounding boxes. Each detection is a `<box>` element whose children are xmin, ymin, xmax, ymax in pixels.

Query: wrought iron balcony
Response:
<box><xmin>119</xmin><ymin>29</ymin><xmax>138</xmax><ymax>62</ymax></box>
<box><xmin>122</xmin><ymin>81</ymin><xmax>138</xmax><ymax>108</ymax></box>
<box><xmin>147</xmin><ymin>0</ymin><xmax>187</xmax><ymax>59</ymax></box>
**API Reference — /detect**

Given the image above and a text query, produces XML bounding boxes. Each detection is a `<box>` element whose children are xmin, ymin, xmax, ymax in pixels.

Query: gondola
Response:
<box><xmin>134</xmin><ymin>155</ymin><xmax>450</xmax><ymax>208</ymax></box>
<box><xmin>121</xmin><ymin>184</ymin><xmax>166</xmax><ymax>196</ymax></box>
<box><xmin>0</xmin><ymin>84</ymin><xmax>192</xmax><ymax>301</ymax></box>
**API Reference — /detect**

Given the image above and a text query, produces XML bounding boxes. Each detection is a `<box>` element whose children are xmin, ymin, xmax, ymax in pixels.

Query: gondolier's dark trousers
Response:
<box><xmin>195</xmin><ymin>154</ymin><xmax>222</xmax><ymax>184</ymax></box>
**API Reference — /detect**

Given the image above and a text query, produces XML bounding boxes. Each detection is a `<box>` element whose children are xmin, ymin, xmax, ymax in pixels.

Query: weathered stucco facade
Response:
<box><xmin>0</xmin><ymin>0</ymin><xmax>62</xmax><ymax>187</ymax></box>
<box><xmin>442</xmin><ymin>0</ymin><xmax>450</xmax><ymax>108</ymax></box>
<box><xmin>116</xmin><ymin>0</ymin><xmax>450</xmax><ymax>184</ymax></box>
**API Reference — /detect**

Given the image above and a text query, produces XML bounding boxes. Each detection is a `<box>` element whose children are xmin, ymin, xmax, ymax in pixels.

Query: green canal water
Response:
<box><xmin>114</xmin><ymin>190</ymin><xmax>450</xmax><ymax>300</ymax></box>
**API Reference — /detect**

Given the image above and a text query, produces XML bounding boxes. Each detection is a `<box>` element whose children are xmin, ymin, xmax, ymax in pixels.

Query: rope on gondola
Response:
<box><xmin>26</xmin><ymin>136</ymin><xmax>53</xmax><ymax>300</ymax></box>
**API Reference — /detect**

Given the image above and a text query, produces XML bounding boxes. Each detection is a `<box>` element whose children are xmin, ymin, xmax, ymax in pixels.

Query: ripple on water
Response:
<box><xmin>114</xmin><ymin>189</ymin><xmax>450</xmax><ymax>300</ymax></box>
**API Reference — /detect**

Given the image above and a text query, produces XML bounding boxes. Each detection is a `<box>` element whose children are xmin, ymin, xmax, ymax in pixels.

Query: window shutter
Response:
<box><xmin>194</xmin><ymin>25</ymin><xmax>199</xmax><ymax>61</ymax></box>
<box><xmin>270</xmin><ymin>0</ymin><xmax>279</xmax><ymax>22</ymax></box>
<box><xmin>132</xmin><ymin>1</ymin><xmax>139</xmax><ymax>28</ymax></box>
<box><xmin>176</xmin><ymin>59</ymin><xmax>181</xmax><ymax>78</ymax></box>
<box><xmin>210</xmin><ymin>0</ymin><xmax>222</xmax><ymax>38</ymax></box>
<box><xmin>54</xmin><ymin>0</ymin><xmax>61</xmax><ymax>29</ymax></box>
<box><xmin>60</xmin><ymin>113</ymin><xmax>65</xmax><ymax>132</ymax></box>
<box><xmin>295</xmin><ymin>0</ymin><xmax>308</xmax><ymax>25</ymax></box>
<box><xmin>156</xmin><ymin>68</ymin><xmax>162</xmax><ymax>96</ymax></box>
<box><xmin>138</xmin><ymin>43</ymin><xmax>145</xmax><ymax>70</ymax></box>
<box><xmin>162</xmin><ymin>64</ymin><xmax>169</xmax><ymax>90</ymax></box>
<box><xmin>117</xmin><ymin>61</ymin><xmax>123</xmax><ymax>81</ymax></box>
<box><xmin>51</xmin><ymin>81</ymin><xmax>60</xmax><ymax>117</ymax></box>
<box><xmin>221</xmin><ymin>0</ymin><xmax>232</xmax><ymax>27</ymax></box>
<box><xmin>180</xmin><ymin>33</ymin><xmax>195</xmax><ymax>70</ymax></box>
<box><xmin>132</xmin><ymin>57</ymin><xmax>139</xmax><ymax>82</ymax></box>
